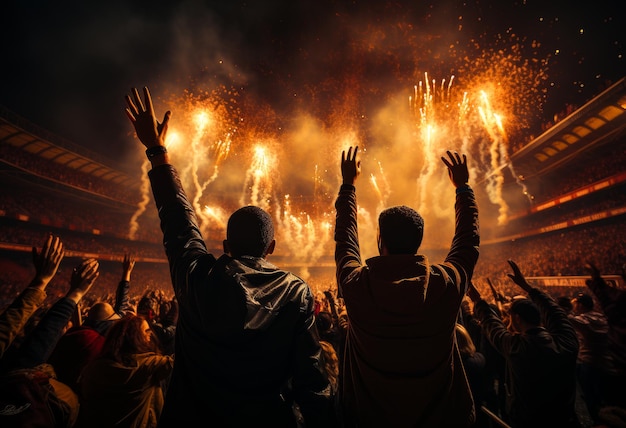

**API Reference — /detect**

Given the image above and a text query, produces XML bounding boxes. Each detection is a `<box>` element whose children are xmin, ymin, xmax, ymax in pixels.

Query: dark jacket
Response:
<box><xmin>149</xmin><ymin>165</ymin><xmax>333</xmax><ymax>427</ymax></box>
<box><xmin>334</xmin><ymin>183</ymin><xmax>479</xmax><ymax>427</ymax></box>
<box><xmin>0</xmin><ymin>286</ymin><xmax>46</xmax><ymax>361</ymax></box>
<box><xmin>473</xmin><ymin>288</ymin><xmax>579</xmax><ymax>428</ymax></box>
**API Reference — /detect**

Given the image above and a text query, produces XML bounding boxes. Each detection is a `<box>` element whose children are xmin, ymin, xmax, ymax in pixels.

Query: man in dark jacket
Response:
<box><xmin>125</xmin><ymin>87</ymin><xmax>333</xmax><ymax>427</ymax></box>
<box><xmin>467</xmin><ymin>260</ymin><xmax>579</xmax><ymax>428</ymax></box>
<box><xmin>334</xmin><ymin>147</ymin><xmax>479</xmax><ymax>427</ymax></box>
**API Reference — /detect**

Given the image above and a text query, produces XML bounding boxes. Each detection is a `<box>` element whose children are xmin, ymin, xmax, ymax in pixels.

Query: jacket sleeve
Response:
<box><xmin>12</xmin><ymin>297</ymin><xmax>77</xmax><ymax>369</ymax></box>
<box><xmin>334</xmin><ymin>184</ymin><xmax>361</xmax><ymax>297</ymax></box>
<box><xmin>473</xmin><ymin>299</ymin><xmax>514</xmax><ymax>355</ymax></box>
<box><xmin>0</xmin><ymin>287</ymin><xmax>46</xmax><ymax>360</ymax></box>
<box><xmin>114</xmin><ymin>280</ymin><xmax>133</xmax><ymax>316</ymax></box>
<box><xmin>148</xmin><ymin>164</ymin><xmax>215</xmax><ymax>302</ymax></box>
<box><xmin>443</xmin><ymin>186</ymin><xmax>480</xmax><ymax>294</ymax></box>
<box><xmin>528</xmin><ymin>288</ymin><xmax>578</xmax><ymax>355</ymax></box>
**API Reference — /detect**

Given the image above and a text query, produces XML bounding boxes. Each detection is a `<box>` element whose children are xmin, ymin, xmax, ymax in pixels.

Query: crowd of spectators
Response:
<box><xmin>1</xmin><ymin>104</ymin><xmax>625</xmax><ymax>426</ymax></box>
<box><xmin>0</xmin><ymin>144</ymin><xmax>139</xmax><ymax>205</ymax></box>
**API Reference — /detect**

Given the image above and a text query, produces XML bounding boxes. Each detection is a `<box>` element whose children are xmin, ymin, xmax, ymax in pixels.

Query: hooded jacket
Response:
<box><xmin>334</xmin><ymin>183</ymin><xmax>479</xmax><ymax>427</ymax></box>
<box><xmin>148</xmin><ymin>165</ymin><xmax>333</xmax><ymax>427</ymax></box>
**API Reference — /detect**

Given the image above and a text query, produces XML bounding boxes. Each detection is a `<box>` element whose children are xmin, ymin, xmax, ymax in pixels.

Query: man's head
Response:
<box><xmin>508</xmin><ymin>298</ymin><xmax>541</xmax><ymax>332</ymax></box>
<box><xmin>137</xmin><ymin>296</ymin><xmax>159</xmax><ymax>321</ymax></box>
<box><xmin>224</xmin><ymin>206</ymin><xmax>275</xmax><ymax>258</ymax></box>
<box><xmin>377</xmin><ymin>206</ymin><xmax>424</xmax><ymax>255</ymax></box>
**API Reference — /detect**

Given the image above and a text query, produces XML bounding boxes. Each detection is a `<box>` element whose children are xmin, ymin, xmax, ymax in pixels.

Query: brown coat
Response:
<box><xmin>334</xmin><ymin>184</ymin><xmax>479</xmax><ymax>427</ymax></box>
<box><xmin>78</xmin><ymin>352</ymin><xmax>173</xmax><ymax>428</ymax></box>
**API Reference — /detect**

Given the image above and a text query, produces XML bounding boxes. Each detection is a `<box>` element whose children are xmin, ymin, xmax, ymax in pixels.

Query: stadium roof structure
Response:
<box><xmin>509</xmin><ymin>76</ymin><xmax>626</xmax><ymax>179</ymax></box>
<box><xmin>0</xmin><ymin>106</ymin><xmax>136</xmax><ymax>188</ymax></box>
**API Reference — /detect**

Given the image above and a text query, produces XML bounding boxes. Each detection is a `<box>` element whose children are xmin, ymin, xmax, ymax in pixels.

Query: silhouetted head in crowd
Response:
<box><xmin>101</xmin><ymin>315</ymin><xmax>156</xmax><ymax>364</ymax></box>
<box><xmin>224</xmin><ymin>206</ymin><xmax>275</xmax><ymax>258</ymax></box>
<box><xmin>572</xmin><ymin>292</ymin><xmax>594</xmax><ymax>314</ymax></box>
<box><xmin>377</xmin><ymin>206</ymin><xmax>424</xmax><ymax>255</ymax></box>
<box><xmin>137</xmin><ymin>295</ymin><xmax>160</xmax><ymax>322</ymax></box>
<box><xmin>316</xmin><ymin>311</ymin><xmax>333</xmax><ymax>334</ymax></box>
<box><xmin>508</xmin><ymin>298</ymin><xmax>541</xmax><ymax>333</ymax></box>
<box><xmin>84</xmin><ymin>302</ymin><xmax>121</xmax><ymax>334</ymax></box>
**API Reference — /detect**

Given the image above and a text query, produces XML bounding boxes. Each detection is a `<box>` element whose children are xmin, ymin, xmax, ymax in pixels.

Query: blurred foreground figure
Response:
<box><xmin>467</xmin><ymin>260</ymin><xmax>579</xmax><ymax>428</ymax></box>
<box><xmin>0</xmin><ymin>235</ymin><xmax>99</xmax><ymax>428</ymax></box>
<box><xmin>334</xmin><ymin>147</ymin><xmax>479</xmax><ymax>427</ymax></box>
<box><xmin>125</xmin><ymin>87</ymin><xmax>333</xmax><ymax>427</ymax></box>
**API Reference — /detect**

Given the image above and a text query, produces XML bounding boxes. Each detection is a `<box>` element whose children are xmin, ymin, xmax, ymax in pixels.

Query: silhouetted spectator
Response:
<box><xmin>77</xmin><ymin>314</ymin><xmax>173</xmax><ymax>427</ymax></box>
<box><xmin>467</xmin><ymin>260</ymin><xmax>579</xmax><ymax>428</ymax></box>
<box><xmin>584</xmin><ymin>263</ymin><xmax>626</xmax><ymax>411</ymax></box>
<box><xmin>48</xmin><ymin>253</ymin><xmax>134</xmax><ymax>392</ymax></box>
<box><xmin>125</xmin><ymin>87</ymin><xmax>333</xmax><ymax>427</ymax></box>
<box><xmin>0</xmin><ymin>255</ymin><xmax>99</xmax><ymax>428</ymax></box>
<box><xmin>455</xmin><ymin>323</ymin><xmax>490</xmax><ymax>428</ymax></box>
<box><xmin>334</xmin><ymin>148</ymin><xmax>479</xmax><ymax>427</ymax></box>
<box><xmin>0</xmin><ymin>234</ymin><xmax>64</xmax><ymax>360</ymax></box>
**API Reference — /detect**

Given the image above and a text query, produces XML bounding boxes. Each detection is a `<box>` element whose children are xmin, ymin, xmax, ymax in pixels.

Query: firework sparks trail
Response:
<box><xmin>241</xmin><ymin>144</ymin><xmax>275</xmax><ymax>212</ymax></box>
<box><xmin>185</xmin><ymin>110</ymin><xmax>213</xmax><ymax>231</ymax></box>
<box><xmin>275</xmin><ymin>194</ymin><xmax>333</xmax><ymax>283</ymax></box>
<box><xmin>414</xmin><ymin>73</ymin><xmax>449</xmax><ymax>219</ymax></box>
<box><xmin>128</xmin><ymin>159</ymin><xmax>152</xmax><ymax>240</ymax></box>
<box><xmin>370</xmin><ymin>161</ymin><xmax>390</xmax><ymax>213</ymax></box>
<box><xmin>128</xmin><ymin>36</ymin><xmax>547</xmax><ymax>261</ymax></box>
<box><xmin>203</xmin><ymin>205</ymin><xmax>227</xmax><ymax>229</ymax></box>
<box><xmin>477</xmin><ymin>91</ymin><xmax>510</xmax><ymax>225</ymax></box>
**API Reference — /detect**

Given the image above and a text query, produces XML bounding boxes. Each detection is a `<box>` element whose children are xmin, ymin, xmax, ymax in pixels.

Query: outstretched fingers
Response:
<box><xmin>441</xmin><ymin>150</ymin><xmax>464</xmax><ymax>167</ymax></box>
<box><xmin>143</xmin><ymin>87</ymin><xmax>155</xmax><ymax>116</ymax></box>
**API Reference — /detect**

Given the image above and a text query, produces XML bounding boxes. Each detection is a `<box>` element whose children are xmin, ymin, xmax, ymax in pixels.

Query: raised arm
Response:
<box><xmin>0</xmin><ymin>234</ymin><xmax>64</xmax><ymax>359</ymax></box>
<box><xmin>506</xmin><ymin>259</ymin><xmax>533</xmax><ymax>294</ymax></box>
<box><xmin>506</xmin><ymin>260</ymin><xmax>577</xmax><ymax>351</ymax></box>
<box><xmin>440</xmin><ymin>151</ymin><xmax>479</xmax><ymax>289</ymax></box>
<box><xmin>114</xmin><ymin>253</ymin><xmax>135</xmax><ymax>316</ymax></box>
<box><xmin>334</xmin><ymin>146</ymin><xmax>363</xmax><ymax>290</ymax></box>
<box><xmin>125</xmin><ymin>86</ymin><xmax>172</xmax><ymax>168</ymax></box>
<box><xmin>125</xmin><ymin>86</ymin><xmax>211</xmax><ymax>303</ymax></box>
<box><xmin>12</xmin><ymin>258</ymin><xmax>99</xmax><ymax>369</ymax></box>
<box><xmin>341</xmin><ymin>146</ymin><xmax>361</xmax><ymax>186</ymax></box>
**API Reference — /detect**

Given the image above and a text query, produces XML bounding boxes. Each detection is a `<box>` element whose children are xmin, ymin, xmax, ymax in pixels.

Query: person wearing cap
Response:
<box><xmin>467</xmin><ymin>260</ymin><xmax>579</xmax><ymax>428</ymax></box>
<box><xmin>48</xmin><ymin>253</ymin><xmax>135</xmax><ymax>393</ymax></box>
<box><xmin>569</xmin><ymin>292</ymin><xmax>613</xmax><ymax>423</ymax></box>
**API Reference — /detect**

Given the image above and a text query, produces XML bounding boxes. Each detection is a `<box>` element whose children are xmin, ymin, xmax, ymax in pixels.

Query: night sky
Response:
<box><xmin>1</xmin><ymin>0</ymin><xmax>624</xmax><ymax>163</ymax></box>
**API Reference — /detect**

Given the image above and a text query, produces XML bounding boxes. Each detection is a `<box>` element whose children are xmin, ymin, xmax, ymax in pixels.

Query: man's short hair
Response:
<box><xmin>378</xmin><ymin>206</ymin><xmax>424</xmax><ymax>255</ymax></box>
<box><xmin>509</xmin><ymin>298</ymin><xmax>541</xmax><ymax>326</ymax></box>
<box><xmin>227</xmin><ymin>206</ymin><xmax>274</xmax><ymax>257</ymax></box>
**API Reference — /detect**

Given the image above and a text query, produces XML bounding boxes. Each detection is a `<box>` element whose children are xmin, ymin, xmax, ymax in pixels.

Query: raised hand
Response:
<box><xmin>506</xmin><ymin>259</ymin><xmax>532</xmax><ymax>293</ymax></box>
<box><xmin>441</xmin><ymin>151</ymin><xmax>469</xmax><ymax>188</ymax></box>
<box><xmin>30</xmin><ymin>234</ymin><xmax>65</xmax><ymax>290</ymax></box>
<box><xmin>66</xmin><ymin>258</ymin><xmax>100</xmax><ymax>303</ymax></box>
<box><xmin>341</xmin><ymin>146</ymin><xmax>361</xmax><ymax>186</ymax></box>
<box><xmin>125</xmin><ymin>86</ymin><xmax>171</xmax><ymax>149</ymax></box>
<box><xmin>122</xmin><ymin>253</ymin><xmax>135</xmax><ymax>282</ymax></box>
<box><xmin>584</xmin><ymin>261</ymin><xmax>602</xmax><ymax>280</ymax></box>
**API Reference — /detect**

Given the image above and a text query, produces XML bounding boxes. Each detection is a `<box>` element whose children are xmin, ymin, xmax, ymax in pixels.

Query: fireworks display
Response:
<box><xmin>128</xmin><ymin>62</ymin><xmax>547</xmax><ymax>278</ymax></box>
<box><xmin>3</xmin><ymin>1</ymin><xmax>623</xmax><ymax>284</ymax></box>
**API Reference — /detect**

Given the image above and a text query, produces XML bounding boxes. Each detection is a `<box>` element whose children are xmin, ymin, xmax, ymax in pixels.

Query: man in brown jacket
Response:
<box><xmin>334</xmin><ymin>147</ymin><xmax>479</xmax><ymax>427</ymax></box>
